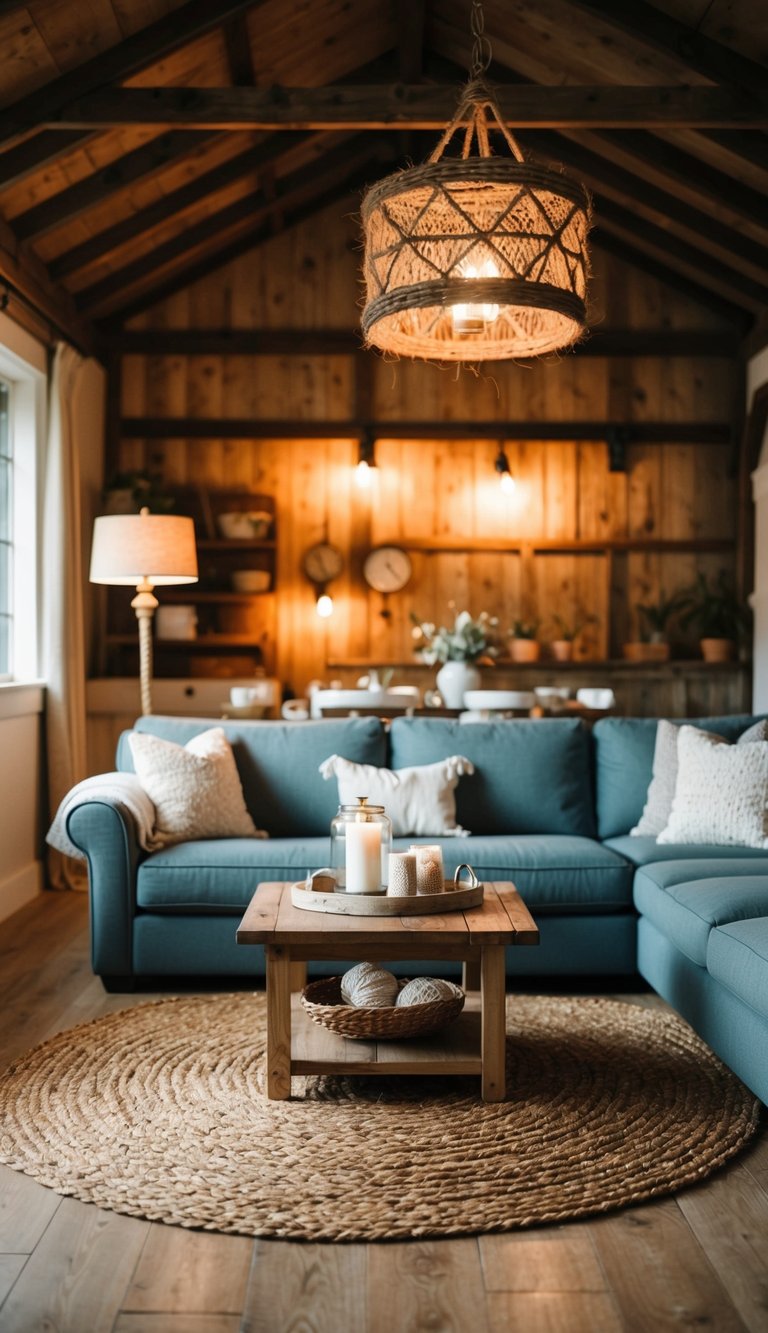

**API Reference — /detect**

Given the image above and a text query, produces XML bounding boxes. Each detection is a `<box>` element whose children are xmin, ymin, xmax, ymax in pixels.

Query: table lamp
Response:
<box><xmin>90</xmin><ymin>506</ymin><xmax>198</xmax><ymax>716</ymax></box>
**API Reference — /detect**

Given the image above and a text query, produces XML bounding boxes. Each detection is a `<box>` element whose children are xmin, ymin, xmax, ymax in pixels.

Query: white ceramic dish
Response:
<box><xmin>230</xmin><ymin>569</ymin><xmax>271</xmax><ymax>593</ymax></box>
<box><xmin>217</xmin><ymin>510</ymin><xmax>272</xmax><ymax>540</ymax></box>
<box><xmin>576</xmin><ymin>688</ymin><xmax>616</xmax><ymax>710</ymax></box>
<box><xmin>310</xmin><ymin>687</ymin><xmax>420</xmax><ymax>718</ymax></box>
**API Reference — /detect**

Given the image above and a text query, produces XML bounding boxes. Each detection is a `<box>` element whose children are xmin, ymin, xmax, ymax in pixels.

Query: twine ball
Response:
<box><xmin>396</xmin><ymin>977</ymin><xmax>457</xmax><ymax>1007</ymax></box>
<box><xmin>341</xmin><ymin>962</ymin><xmax>399</xmax><ymax>1008</ymax></box>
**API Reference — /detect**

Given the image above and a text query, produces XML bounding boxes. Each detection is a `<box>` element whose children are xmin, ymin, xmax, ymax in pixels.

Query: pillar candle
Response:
<box><xmin>346</xmin><ymin>819</ymin><xmax>382</xmax><ymax>893</ymax></box>
<box><xmin>411</xmin><ymin>844</ymin><xmax>444</xmax><ymax>895</ymax></box>
<box><xmin>387</xmin><ymin>851</ymin><xmax>417</xmax><ymax>897</ymax></box>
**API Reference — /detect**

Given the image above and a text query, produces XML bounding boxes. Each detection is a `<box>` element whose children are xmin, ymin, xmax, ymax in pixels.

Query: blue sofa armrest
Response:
<box><xmin>67</xmin><ymin>800</ymin><xmax>144</xmax><ymax>979</ymax></box>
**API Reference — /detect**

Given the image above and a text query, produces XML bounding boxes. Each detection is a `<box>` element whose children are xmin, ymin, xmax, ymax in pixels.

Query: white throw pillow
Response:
<box><xmin>631</xmin><ymin>718</ymin><xmax>768</xmax><ymax>837</ymax></box>
<box><xmin>657</xmin><ymin>725</ymin><xmax>768</xmax><ymax>848</ymax></box>
<box><xmin>129</xmin><ymin>727</ymin><xmax>265</xmax><ymax>844</ymax></box>
<box><xmin>319</xmin><ymin>754</ymin><xmax>474</xmax><ymax>837</ymax></box>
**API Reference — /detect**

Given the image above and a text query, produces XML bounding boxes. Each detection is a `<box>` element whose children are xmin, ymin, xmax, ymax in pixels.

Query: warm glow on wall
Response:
<box><xmin>494</xmin><ymin>444</ymin><xmax>516</xmax><ymax>495</ymax></box>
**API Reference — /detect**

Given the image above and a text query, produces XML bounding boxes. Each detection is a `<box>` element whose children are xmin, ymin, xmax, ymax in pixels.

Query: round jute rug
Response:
<box><xmin>0</xmin><ymin>994</ymin><xmax>759</xmax><ymax>1241</ymax></box>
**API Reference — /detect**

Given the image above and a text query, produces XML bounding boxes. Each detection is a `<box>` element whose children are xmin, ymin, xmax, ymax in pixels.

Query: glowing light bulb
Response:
<box><xmin>451</xmin><ymin>260</ymin><xmax>501</xmax><ymax>335</ymax></box>
<box><xmin>500</xmin><ymin>470</ymin><xmax>516</xmax><ymax>496</ymax></box>
<box><xmin>355</xmin><ymin>459</ymin><xmax>372</xmax><ymax>488</ymax></box>
<box><xmin>316</xmin><ymin>593</ymin><xmax>334</xmax><ymax>618</ymax></box>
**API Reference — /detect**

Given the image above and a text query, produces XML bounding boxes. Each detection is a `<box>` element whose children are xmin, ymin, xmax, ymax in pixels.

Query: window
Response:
<box><xmin>0</xmin><ymin>378</ymin><xmax>12</xmax><ymax>677</ymax></box>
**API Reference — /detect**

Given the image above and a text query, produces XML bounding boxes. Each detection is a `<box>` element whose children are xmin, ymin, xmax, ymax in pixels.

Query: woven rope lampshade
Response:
<box><xmin>361</xmin><ymin>15</ymin><xmax>592</xmax><ymax>363</ymax></box>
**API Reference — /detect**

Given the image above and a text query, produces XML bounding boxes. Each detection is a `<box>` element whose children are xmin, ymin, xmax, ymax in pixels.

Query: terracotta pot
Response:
<box><xmin>509</xmin><ymin>639</ymin><xmax>541</xmax><ymax>663</ymax></box>
<box><xmin>700</xmin><ymin>637</ymin><xmax>735</xmax><ymax>663</ymax></box>
<box><xmin>622</xmin><ymin>642</ymin><xmax>670</xmax><ymax>663</ymax></box>
<box><xmin>549</xmin><ymin>639</ymin><xmax>574</xmax><ymax>662</ymax></box>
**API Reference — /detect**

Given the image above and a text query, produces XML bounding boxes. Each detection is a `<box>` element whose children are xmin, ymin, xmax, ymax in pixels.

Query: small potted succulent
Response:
<box><xmin>508</xmin><ymin>618</ymin><xmax>541</xmax><ymax>663</ymax></box>
<box><xmin>549</xmin><ymin>613</ymin><xmax>594</xmax><ymax>663</ymax></box>
<box><xmin>623</xmin><ymin>589</ymin><xmax>685</xmax><ymax>663</ymax></box>
<box><xmin>678</xmin><ymin>571</ymin><xmax>751</xmax><ymax>663</ymax></box>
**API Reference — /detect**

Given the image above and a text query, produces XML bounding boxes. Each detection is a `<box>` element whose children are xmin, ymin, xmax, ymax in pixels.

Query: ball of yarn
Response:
<box><xmin>396</xmin><ymin>977</ymin><xmax>457</xmax><ymax>1007</ymax></box>
<box><xmin>341</xmin><ymin>962</ymin><xmax>399</xmax><ymax>1008</ymax></box>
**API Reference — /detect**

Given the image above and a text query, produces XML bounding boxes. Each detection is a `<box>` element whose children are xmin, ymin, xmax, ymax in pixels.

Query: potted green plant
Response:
<box><xmin>678</xmin><ymin>571</ymin><xmax>751</xmax><ymax>663</ymax></box>
<box><xmin>411</xmin><ymin>609</ymin><xmax>499</xmax><ymax>708</ymax></box>
<box><xmin>549</xmin><ymin>613</ymin><xmax>594</xmax><ymax>662</ymax></box>
<box><xmin>508</xmin><ymin>618</ymin><xmax>541</xmax><ymax>663</ymax></box>
<box><xmin>623</xmin><ymin>589</ymin><xmax>686</xmax><ymax>664</ymax></box>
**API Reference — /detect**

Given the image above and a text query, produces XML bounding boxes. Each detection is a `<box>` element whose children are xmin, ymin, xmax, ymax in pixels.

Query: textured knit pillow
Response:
<box><xmin>128</xmin><ymin>727</ymin><xmax>266</xmax><ymax>844</ymax></box>
<box><xmin>319</xmin><ymin>754</ymin><xmax>474</xmax><ymax>837</ymax></box>
<box><xmin>631</xmin><ymin>719</ymin><xmax>768</xmax><ymax>837</ymax></box>
<box><xmin>657</xmin><ymin>725</ymin><xmax>768</xmax><ymax>848</ymax></box>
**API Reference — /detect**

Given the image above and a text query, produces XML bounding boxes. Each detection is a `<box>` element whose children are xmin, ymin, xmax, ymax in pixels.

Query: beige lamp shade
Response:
<box><xmin>90</xmin><ymin>510</ymin><xmax>198</xmax><ymax>587</ymax></box>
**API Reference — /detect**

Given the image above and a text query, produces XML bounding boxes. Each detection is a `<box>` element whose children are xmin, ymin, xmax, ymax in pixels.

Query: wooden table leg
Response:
<box><xmin>480</xmin><ymin>944</ymin><xmax>506</xmax><ymax>1102</ymax></box>
<box><xmin>289</xmin><ymin>961</ymin><xmax>307</xmax><ymax>992</ymax></box>
<box><xmin>265</xmin><ymin>943</ymin><xmax>292</xmax><ymax>1099</ymax></box>
<box><xmin>462</xmin><ymin>957</ymin><xmax>481</xmax><ymax>991</ymax></box>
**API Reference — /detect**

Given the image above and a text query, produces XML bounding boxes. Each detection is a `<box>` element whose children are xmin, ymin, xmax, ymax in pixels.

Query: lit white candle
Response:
<box><xmin>346</xmin><ymin>818</ymin><xmax>382</xmax><ymax>893</ymax></box>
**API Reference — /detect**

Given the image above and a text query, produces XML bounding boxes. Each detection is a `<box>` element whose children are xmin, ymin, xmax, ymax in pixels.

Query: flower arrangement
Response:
<box><xmin>411</xmin><ymin>609</ymin><xmax>499</xmax><ymax>664</ymax></box>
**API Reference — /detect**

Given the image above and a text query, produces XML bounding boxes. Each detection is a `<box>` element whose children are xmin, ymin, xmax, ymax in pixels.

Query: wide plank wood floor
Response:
<box><xmin>1</xmin><ymin>892</ymin><xmax>767</xmax><ymax>1333</ymax></box>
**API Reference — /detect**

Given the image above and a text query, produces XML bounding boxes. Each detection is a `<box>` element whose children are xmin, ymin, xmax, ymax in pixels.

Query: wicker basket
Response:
<box><xmin>301</xmin><ymin>976</ymin><xmax>465</xmax><ymax>1040</ymax></box>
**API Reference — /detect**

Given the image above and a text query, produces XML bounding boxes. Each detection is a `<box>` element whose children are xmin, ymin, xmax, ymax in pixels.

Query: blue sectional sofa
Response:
<box><xmin>67</xmin><ymin>711</ymin><xmax>768</xmax><ymax>1103</ymax></box>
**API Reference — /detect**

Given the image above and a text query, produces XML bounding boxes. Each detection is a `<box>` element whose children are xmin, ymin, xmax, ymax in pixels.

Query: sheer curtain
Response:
<box><xmin>43</xmin><ymin>342</ymin><xmax>89</xmax><ymax>890</ymax></box>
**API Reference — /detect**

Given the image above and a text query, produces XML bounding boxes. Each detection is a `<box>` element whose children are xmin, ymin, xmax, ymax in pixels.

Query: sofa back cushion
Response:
<box><xmin>593</xmin><ymin>714</ymin><xmax>764</xmax><ymax>839</ymax></box>
<box><xmin>388</xmin><ymin>717</ymin><xmax>595</xmax><ymax>836</ymax></box>
<box><xmin>118</xmin><ymin>716</ymin><xmax>387</xmax><ymax>836</ymax></box>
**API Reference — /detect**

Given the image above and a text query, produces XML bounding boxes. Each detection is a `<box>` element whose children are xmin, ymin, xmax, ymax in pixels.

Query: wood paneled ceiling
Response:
<box><xmin>0</xmin><ymin>0</ymin><xmax>766</xmax><ymax>354</ymax></box>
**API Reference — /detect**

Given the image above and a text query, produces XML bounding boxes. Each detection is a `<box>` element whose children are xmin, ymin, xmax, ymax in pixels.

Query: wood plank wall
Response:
<box><xmin>115</xmin><ymin>198</ymin><xmax>740</xmax><ymax>699</ymax></box>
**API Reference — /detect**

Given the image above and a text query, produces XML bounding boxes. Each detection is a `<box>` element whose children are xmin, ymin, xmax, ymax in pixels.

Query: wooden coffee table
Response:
<box><xmin>236</xmin><ymin>880</ymin><xmax>538</xmax><ymax>1103</ymax></box>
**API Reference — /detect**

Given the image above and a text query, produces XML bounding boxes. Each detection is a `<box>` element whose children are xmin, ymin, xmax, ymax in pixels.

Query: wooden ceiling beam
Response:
<box><xmin>101</xmin><ymin>163</ymin><xmax>386</xmax><ymax>325</ymax></box>
<box><xmin>12</xmin><ymin>130</ymin><xmax>222</xmax><ymax>242</ymax></box>
<box><xmin>527</xmin><ymin>132</ymin><xmax>768</xmax><ymax>275</ymax></box>
<box><xmin>397</xmin><ymin>0</ymin><xmax>427</xmax><ymax>83</ymax></box>
<box><xmin>49</xmin><ymin>133</ymin><xmax>312</xmax><ymax>281</ymax></box>
<box><xmin>0</xmin><ymin>0</ymin><xmax>261</xmax><ymax>151</ymax></box>
<box><xmin>565</xmin><ymin>0</ymin><xmax>767</xmax><ymax>93</ymax></box>
<box><xmin>38</xmin><ymin>84</ymin><xmax>768</xmax><ymax>131</ymax></box>
<box><xmin>701</xmin><ymin>130</ymin><xmax>768</xmax><ymax>176</ymax></box>
<box><xmin>594</xmin><ymin>202</ymin><xmax>766</xmax><ymax>312</ymax></box>
<box><xmin>0</xmin><ymin>130</ymin><xmax>97</xmax><ymax>189</ymax></box>
<box><xmin>582</xmin><ymin>130</ymin><xmax>768</xmax><ymax>233</ymax></box>
<box><xmin>0</xmin><ymin>216</ymin><xmax>94</xmax><ymax>354</ymax></box>
<box><xmin>223</xmin><ymin>13</ymin><xmax>258</xmax><ymax>87</ymax></box>
<box><xmin>592</xmin><ymin>231</ymin><xmax>750</xmax><ymax>330</ymax></box>
<box><xmin>77</xmin><ymin>139</ymin><xmax>389</xmax><ymax>315</ymax></box>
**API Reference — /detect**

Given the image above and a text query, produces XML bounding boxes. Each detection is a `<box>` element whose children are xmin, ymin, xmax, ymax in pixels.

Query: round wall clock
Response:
<box><xmin>302</xmin><ymin>542</ymin><xmax>344</xmax><ymax>585</ymax></box>
<box><xmin>363</xmin><ymin>545</ymin><xmax>413</xmax><ymax>594</ymax></box>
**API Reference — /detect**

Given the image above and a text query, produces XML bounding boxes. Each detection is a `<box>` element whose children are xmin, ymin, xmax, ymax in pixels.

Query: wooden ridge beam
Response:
<box><xmin>12</xmin><ymin>130</ymin><xmax>222</xmax><ymax>243</ymax></box>
<box><xmin>104</xmin><ymin>328</ymin><xmax>740</xmax><ymax>359</ymax></box>
<box><xmin>0</xmin><ymin>0</ymin><xmax>261</xmax><ymax>152</ymax></box>
<box><xmin>49</xmin><ymin>133</ymin><xmax>312</xmax><ymax>281</ymax></box>
<box><xmin>38</xmin><ymin>84</ymin><xmax>768</xmax><ymax>131</ymax></box>
<box><xmin>565</xmin><ymin>0</ymin><xmax>768</xmax><ymax>93</ymax></box>
<box><xmin>78</xmin><ymin>141</ymin><xmax>389</xmax><ymax>316</ymax></box>
<box><xmin>119</xmin><ymin>416</ymin><xmax>732</xmax><ymax>444</ymax></box>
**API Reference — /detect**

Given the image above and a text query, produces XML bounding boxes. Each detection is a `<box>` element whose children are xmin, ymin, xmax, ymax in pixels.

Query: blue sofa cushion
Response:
<box><xmin>634</xmin><ymin>861</ymin><xmax>768</xmax><ymax>965</ymax></box>
<box><xmin>137</xmin><ymin>836</ymin><xmax>331</xmax><ymax>912</ymax></box>
<box><xmin>605</xmin><ymin>835</ymin><xmax>768</xmax><ymax>867</ymax></box>
<box><xmin>389</xmin><ymin>718</ymin><xmax>595</xmax><ymax>836</ymax></box>
<box><xmin>593</xmin><ymin>715</ymin><xmax>763</xmax><ymax>839</ymax></box>
<box><xmin>707</xmin><ymin>919</ymin><xmax>768</xmax><ymax>1023</ymax></box>
<box><xmin>118</xmin><ymin>717</ymin><xmax>387</xmax><ymax>837</ymax></box>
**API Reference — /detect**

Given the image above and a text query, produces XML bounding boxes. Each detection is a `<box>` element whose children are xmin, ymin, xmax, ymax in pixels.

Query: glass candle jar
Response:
<box><xmin>330</xmin><ymin>797</ymin><xmax>392</xmax><ymax>893</ymax></box>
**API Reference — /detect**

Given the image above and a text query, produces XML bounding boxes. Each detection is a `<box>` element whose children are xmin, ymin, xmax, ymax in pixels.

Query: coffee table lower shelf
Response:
<box><xmin>290</xmin><ymin>993</ymin><xmax>483</xmax><ymax>1079</ymax></box>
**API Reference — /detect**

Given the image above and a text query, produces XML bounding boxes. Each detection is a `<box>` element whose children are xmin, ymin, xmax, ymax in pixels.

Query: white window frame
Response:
<box><xmin>0</xmin><ymin>312</ymin><xmax>46</xmax><ymax>687</ymax></box>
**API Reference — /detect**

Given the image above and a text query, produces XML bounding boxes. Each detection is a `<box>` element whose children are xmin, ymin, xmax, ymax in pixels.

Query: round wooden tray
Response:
<box><xmin>290</xmin><ymin>880</ymin><xmax>484</xmax><ymax>916</ymax></box>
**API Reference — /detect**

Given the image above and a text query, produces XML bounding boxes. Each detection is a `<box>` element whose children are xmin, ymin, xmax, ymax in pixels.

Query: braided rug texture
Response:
<box><xmin>0</xmin><ymin>994</ymin><xmax>759</xmax><ymax>1241</ymax></box>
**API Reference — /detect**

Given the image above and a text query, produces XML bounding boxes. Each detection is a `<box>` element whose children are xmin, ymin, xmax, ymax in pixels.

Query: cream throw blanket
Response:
<box><xmin>47</xmin><ymin>772</ymin><xmax>163</xmax><ymax>861</ymax></box>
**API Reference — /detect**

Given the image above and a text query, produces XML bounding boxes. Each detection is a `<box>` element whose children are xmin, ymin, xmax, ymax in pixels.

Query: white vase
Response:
<box><xmin>435</xmin><ymin>661</ymin><xmax>481</xmax><ymax>709</ymax></box>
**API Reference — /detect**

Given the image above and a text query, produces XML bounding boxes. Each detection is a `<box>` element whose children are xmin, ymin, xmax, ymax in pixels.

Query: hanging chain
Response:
<box><xmin>469</xmin><ymin>0</ymin><xmax>492</xmax><ymax>78</ymax></box>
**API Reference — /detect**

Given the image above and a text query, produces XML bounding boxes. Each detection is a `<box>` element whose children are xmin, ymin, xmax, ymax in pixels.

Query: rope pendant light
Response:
<box><xmin>361</xmin><ymin>1</ymin><xmax>592</xmax><ymax>362</ymax></box>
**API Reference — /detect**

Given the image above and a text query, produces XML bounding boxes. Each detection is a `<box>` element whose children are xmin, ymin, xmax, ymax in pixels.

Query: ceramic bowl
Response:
<box><xmin>217</xmin><ymin>511</ymin><xmax>272</xmax><ymax>540</ymax></box>
<box><xmin>230</xmin><ymin>569</ymin><xmax>271</xmax><ymax>593</ymax></box>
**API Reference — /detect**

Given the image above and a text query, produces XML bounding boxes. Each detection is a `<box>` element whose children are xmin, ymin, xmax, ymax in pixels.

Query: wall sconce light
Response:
<box><xmin>355</xmin><ymin>432</ymin><xmax>377</xmax><ymax>489</ymax></box>
<box><xmin>494</xmin><ymin>444</ymin><xmax>516</xmax><ymax>495</ymax></box>
<box><xmin>302</xmin><ymin>541</ymin><xmax>345</xmax><ymax>620</ymax></box>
